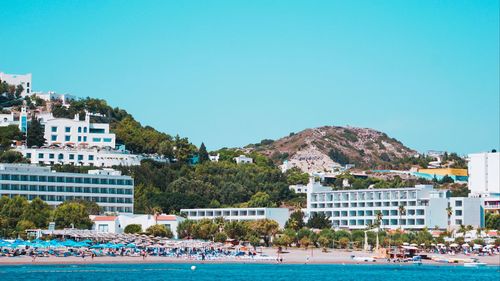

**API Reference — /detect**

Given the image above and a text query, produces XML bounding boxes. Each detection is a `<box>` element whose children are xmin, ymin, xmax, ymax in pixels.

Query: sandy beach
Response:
<box><xmin>1</xmin><ymin>248</ymin><xmax>499</xmax><ymax>266</ymax></box>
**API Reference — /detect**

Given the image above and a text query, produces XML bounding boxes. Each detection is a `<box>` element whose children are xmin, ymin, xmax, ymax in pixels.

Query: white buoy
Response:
<box><xmin>191</xmin><ymin>265</ymin><xmax>196</xmax><ymax>271</ymax></box>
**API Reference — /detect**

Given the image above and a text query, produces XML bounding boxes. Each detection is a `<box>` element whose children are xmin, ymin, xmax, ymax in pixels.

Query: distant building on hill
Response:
<box><xmin>0</xmin><ymin>72</ymin><xmax>32</xmax><ymax>96</ymax></box>
<box><xmin>32</xmin><ymin>91</ymin><xmax>76</xmax><ymax>105</ymax></box>
<box><xmin>234</xmin><ymin>155</ymin><xmax>253</xmax><ymax>164</ymax></box>
<box><xmin>415</xmin><ymin>168</ymin><xmax>468</xmax><ymax>182</ymax></box>
<box><xmin>468</xmin><ymin>151</ymin><xmax>500</xmax><ymax>213</ymax></box>
<box><xmin>44</xmin><ymin>112</ymin><xmax>116</xmax><ymax>149</ymax></box>
<box><xmin>209</xmin><ymin>153</ymin><xmax>219</xmax><ymax>162</ymax></box>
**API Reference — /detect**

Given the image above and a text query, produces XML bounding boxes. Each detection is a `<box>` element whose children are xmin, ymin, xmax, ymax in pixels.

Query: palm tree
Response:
<box><xmin>147</xmin><ymin>206</ymin><xmax>162</xmax><ymax>224</ymax></box>
<box><xmin>446</xmin><ymin>206</ymin><xmax>453</xmax><ymax>232</ymax></box>
<box><xmin>375</xmin><ymin>211</ymin><xmax>383</xmax><ymax>229</ymax></box>
<box><xmin>398</xmin><ymin>205</ymin><xmax>406</xmax><ymax>230</ymax></box>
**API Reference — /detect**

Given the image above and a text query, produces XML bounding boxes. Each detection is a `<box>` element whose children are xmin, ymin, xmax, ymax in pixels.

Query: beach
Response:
<box><xmin>1</xmin><ymin>248</ymin><xmax>499</xmax><ymax>266</ymax></box>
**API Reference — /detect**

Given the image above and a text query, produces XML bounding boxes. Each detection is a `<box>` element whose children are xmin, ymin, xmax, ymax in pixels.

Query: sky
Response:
<box><xmin>1</xmin><ymin>0</ymin><xmax>499</xmax><ymax>155</ymax></box>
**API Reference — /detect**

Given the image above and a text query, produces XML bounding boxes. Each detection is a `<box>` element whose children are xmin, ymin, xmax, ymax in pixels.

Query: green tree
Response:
<box><xmin>177</xmin><ymin>219</ymin><xmax>199</xmax><ymax>239</ymax></box>
<box><xmin>21</xmin><ymin>197</ymin><xmax>52</xmax><ymax>228</ymax></box>
<box><xmin>26</xmin><ymin>116</ymin><xmax>46</xmax><ymax>147</ymax></box>
<box><xmin>124</xmin><ymin>224</ymin><xmax>142</xmax><ymax>234</ymax></box>
<box><xmin>247</xmin><ymin>192</ymin><xmax>276</xmax><ymax>207</ymax></box>
<box><xmin>285</xmin><ymin>210</ymin><xmax>305</xmax><ymax>231</ymax></box>
<box><xmin>53</xmin><ymin>202</ymin><xmax>93</xmax><ymax>229</ymax></box>
<box><xmin>398</xmin><ymin>205</ymin><xmax>406</xmax><ymax>229</ymax></box>
<box><xmin>306</xmin><ymin>212</ymin><xmax>332</xmax><ymax>229</ymax></box>
<box><xmin>0</xmin><ymin>196</ymin><xmax>29</xmax><ymax>237</ymax></box>
<box><xmin>146</xmin><ymin>224</ymin><xmax>173</xmax><ymax>238</ymax></box>
<box><xmin>249</xmin><ymin>219</ymin><xmax>279</xmax><ymax>247</ymax></box>
<box><xmin>198</xmin><ymin>142</ymin><xmax>209</xmax><ymax>163</ymax></box>
<box><xmin>214</xmin><ymin>232</ymin><xmax>228</xmax><ymax>243</ymax></box>
<box><xmin>285</xmin><ymin>167</ymin><xmax>309</xmax><ymax>185</ymax></box>
<box><xmin>224</xmin><ymin>221</ymin><xmax>248</xmax><ymax>240</ymax></box>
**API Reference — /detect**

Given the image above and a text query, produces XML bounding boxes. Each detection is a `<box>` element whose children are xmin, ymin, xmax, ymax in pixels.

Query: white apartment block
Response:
<box><xmin>90</xmin><ymin>214</ymin><xmax>185</xmax><ymax>238</ymax></box>
<box><xmin>0</xmin><ymin>112</ymin><xmax>16</xmax><ymax>127</ymax></box>
<box><xmin>180</xmin><ymin>207</ymin><xmax>290</xmax><ymax>228</ymax></box>
<box><xmin>32</xmin><ymin>91</ymin><xmax>76</xmax><ymax>105</ymax></box>
<box><xmin>16</xmin><ymin>146</ymin><xmax>141</xmax><ymax>167</ymax></box>
<box><xmin>306</xmin><ymin>182</ymin><xmax>484</xmax><ymax>230</ymax></box>
<box><xmin>234</xmin><ymin>155</ymin><xmax>253</xmax><ymax>164</ymax></box>
<box><xmin>44</xmin><ymin>113</ymin><xmax>116</xmax><ymax>148</ymax></box>
<box><xmin>468</xmin><ymin>152</ymin><xmax>500</xmax><ymax>213</ymax></box>
<box><xmin>0</xmin><ymin>164</ymin><xmax>134</xmax><ymax>213</ymax></box>
<box><xmin>0</xmin><ymin>72</ymin><xmax>32</xmax><ymax>96</ymax></box>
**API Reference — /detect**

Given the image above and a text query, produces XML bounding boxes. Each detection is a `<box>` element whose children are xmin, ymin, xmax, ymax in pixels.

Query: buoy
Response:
<box><xmin>191</xmin><ymin>265</ymin><xmax>196</xmax><ymax>271</ymax></box>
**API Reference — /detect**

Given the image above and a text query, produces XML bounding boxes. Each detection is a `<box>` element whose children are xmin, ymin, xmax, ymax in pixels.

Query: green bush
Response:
<box><xmin>124</xmin><ymin>224</ymin><xmax>142</xmax><ymax>234</ymax></box>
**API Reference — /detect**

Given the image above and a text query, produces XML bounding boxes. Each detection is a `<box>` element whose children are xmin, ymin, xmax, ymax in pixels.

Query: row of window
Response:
<box><xmin>49</xmin><ymin>135</ymin><xmax>113</xmax><ymax>143</ymax></box>
<box><xmin>310</xmin><ymin>201</ymin><xmax>421</xmax><ymax>208</ymax></box>
<box><xmin>0</xmin><ymin>193</ymin><xmax>132</xmax><ymax>205</ymax></box>
<box><xmin>0</xmin><ymin>174</ymin><xmax>133</xmax><ymax>186</ymax></box>
<box><xmin>1</xmin><ymin>184</ymin><xmax>133</xmax><ymax>194</ymax></box>
<box><xmin>28</xmin><ymin>152</ymin><xmax>94</xmax><ymax>161</ymax></box>
<box><xmin>311</xmin><ymin>191</ymin><xmax>419</xmax><ymax>202</ymax></box>
<box><xmin>330</xmin><ymin>218</ymin><xmax>426</xmax><ymax>227</ymax></box>
<box><xmin>184</xmin><ymin>210</ymin><xmax>267</xmax><ymax>217</ymax></box>
<box><xmin>311</xmin><ymin>209</ymin><xmax>425</xmax><ymax>217</ymax></box>
<box><xmin>51</xmin><ymin>126</ymin><xmax>88</xmax><ymax>133</ymax></box>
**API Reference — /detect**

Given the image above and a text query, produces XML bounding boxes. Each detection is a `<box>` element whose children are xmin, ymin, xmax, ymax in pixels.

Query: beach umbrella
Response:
<box><xmin>449</xmin><ymin>243</ymin><xmax>459</xmax><ymax>247</ymax></box>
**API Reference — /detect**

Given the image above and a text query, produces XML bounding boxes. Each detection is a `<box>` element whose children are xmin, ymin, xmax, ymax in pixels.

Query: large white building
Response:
<box><xmin>0</xmin><ymin>72</ymin><xmax>32</xmax><ymax>96</ymax></box>
<box><xmin>0</xmin><ymin>164</ymin><xmax>134</xmax><ymax>213</ymax></box>
<box><xmin>16</xmin><ymin>146</ymin><xmax>142</xmax><ymax>167</ymax></box>
<box><xmin>90</xmin><ymin>214</ymin><xmax>185</xmax><ymax>238</ymax></box>
<box><xmin>180</xmin><ymin>207</ymin><xmax>290</xmax><ymax>228</ymax></box>
<box><xmin>44</xmin><ymin>112</ymin><xmax>116</xmax><ymax>148</ymax></box>
<box><xmin>468</xmin><ymin>152</ymin><xmax>500</xmax><ymax>213</ymax></box>
<box><xmin>306</xmin><ymin>181</ymin><xmax>483</xmax><ymax>230</ymax></box>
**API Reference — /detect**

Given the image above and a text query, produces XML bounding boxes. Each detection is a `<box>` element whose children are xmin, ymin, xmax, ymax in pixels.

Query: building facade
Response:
<box><xmin>0</xmin><ymin>72</ymin><xmax>32</xmax><ymax>96</ymax></box>
<box><xmin>180</xmin><ymin>207</ymin><xmax>290</xmax><ymax>228</ymax></box>
<box><xmin>90</xmin><ymin>214</ymin><xmax>185</xmax><ymax>238</ymax></box>
<box><xmin>233</xmin><ymin>155</ymin><xmax>253</xmax><ymax>164</ymax></box>
<box><xmin>468</xmin><ymin>152</ymin><xmax>500</xmax><ymax>213</ymax></box>
<box><xmin>306</xmin><ymin>182</ymin><xmax>483</xmax><ymax>230</ymax></box>
<box><xmin>0</xmin><ymin>164</ymin><xmax>134</xmax><ymax>213</ymax></box>
<box><xmin>16</xmin><ymin>146</ymin><xmax>142</xmax><ymax>167</ymax></box>
<box><xmin>44</xmin><ymin>113</ymin><xmax>116</xmax><ymax>148</ymax></box>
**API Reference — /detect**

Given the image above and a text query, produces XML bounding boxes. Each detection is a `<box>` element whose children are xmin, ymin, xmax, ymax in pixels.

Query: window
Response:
<box><xmin>78</xmin><ymin>127</ymin><xmax>82</xmax><ymax>133</ymax></box>
<box><xmin>83</xmin><ymin>127</ymin><xmax>87</xmax><ymax>133</ymax></box>
<box><xmin>78</xmin><ymin>155</ymin><xmax>83</xmax><ymax>161</ymax></box>
<box><xmin>65</xmin><ymin>127</ymin><xmax>71</xmax><ymax>133</ymax></box>
<box><xmin>92</xmin><ymin>138</ymin><xmax>101</xmax><ymax>142</ymax></box>
<box><xmin>78</xmin><ymin>136</ymin><xmax>82</xmax><ymax>142</ymax></box>
<box><xmin>38</xmin><ymin>153</ymin><xmax>44</xmax><ymax>158</ymax></box>
<box><xmin>69</xmin><ymin>154</ymin><xmax>75</xmax><ymax>160</ymax></box>
<box><xmin>455</xmin><ymin>210</ymin><xmax>463</xmax><ymax>216</ymax></box>
<box><xmin>26</xmin><ymin>153</ymin><xmax>31</xmax><ymax>158</ymax></box>
<box><xmin>49</xmin><ymin>153</ymin><xmax>54</xmax><ymax>159</ymax></box>
<box><xmin>83</xmin><ymin>136</ymin><xmax>87</xmax><ymax>142</ymax></box>
<box><xmin>65</xmin><ymin>135</ymin><xmax>71</xmax><ymax>141</ymax></box>
<box><xmin>51</xmin><ymin>135</ymin><xmax>57</xmax><ymax>141</ymax></box>
<box><xmin>103</xmin><ymin>138</ymin><xmax>112</xmax><ymax>142</ymax></box>
<box><xmin>89</xmin><ymin>155</ymin><xmax>94</xmax><ymax>161</ymax></box>
<box><xmin>455</xmin><ymin>200</ymin><xmax>463</xmax><ymax>207</ymax></box>
<box><xmin>51</xmin><ymin>126</ymin><xmax>57</xmax><ymax>132</ymax></box>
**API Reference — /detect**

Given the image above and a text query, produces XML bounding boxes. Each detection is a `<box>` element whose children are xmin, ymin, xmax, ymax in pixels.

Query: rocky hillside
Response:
<box><xmin>244</xmin><ymin>126</ymin><xmax>417</xmax><ymax>173</ymax></box>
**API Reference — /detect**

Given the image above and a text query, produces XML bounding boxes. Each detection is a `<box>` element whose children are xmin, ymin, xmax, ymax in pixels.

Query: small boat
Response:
<box><xmin>464</xmin><ymin>262</ymin><xmax>487</xmax><ymax>267</ymax></box>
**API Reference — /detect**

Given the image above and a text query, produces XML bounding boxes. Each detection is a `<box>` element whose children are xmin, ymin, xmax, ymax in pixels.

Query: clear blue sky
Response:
<box><xmin>1</xmin><ymin>0</ymin><xmax>499</xmax><ymax>154</ymax></box>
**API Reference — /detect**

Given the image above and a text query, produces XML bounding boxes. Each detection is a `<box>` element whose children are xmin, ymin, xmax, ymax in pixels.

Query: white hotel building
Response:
<box><xmin>44</xmin><ymin>112</ymin><xmax>115</xmax><ymax>148</ymax></box>
<box><xmin>0</xmin><ymin>72</ymin><xmax>32</xmax><ymax>96</ymax></box>
<box><xmin>306</xmin><ymin>181</ymin><xmax>483</xmax><ymax>230</ymax></box>
<box><xmin>180</xmin><ymin>208</ymin><xmax>290</xmax><ymax>228</ymax></box>
<box><xmin>16</xmin><ymin>146</ymin><xmax>142</xmax><ymax>167</ymax></box>
<box><xmin>0</xmin><ymin>164</ymin><xmax>134</xmax><ymax>213</ymax></box>
<box><xmin>468</xmin><ymin>152</ymin><xmax>500</xmax><ymax>213</ymax></box>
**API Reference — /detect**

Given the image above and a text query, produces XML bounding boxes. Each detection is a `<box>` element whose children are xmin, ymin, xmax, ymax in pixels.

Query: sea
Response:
<box><xmin>0</xmin><ymin>263</ymin><xmax>498</xmax><ymax>281</ymax></box>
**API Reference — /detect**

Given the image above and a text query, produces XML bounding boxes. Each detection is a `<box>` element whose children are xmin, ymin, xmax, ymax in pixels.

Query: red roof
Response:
<box><xmin>92</xmin><ymin>216</ymin><xmax>117</xmax><ymax>221</ymax></box>
<box><xmin>156</xmin><ymin>215</ymin><xmax>177</xmax><ymax>221</ymax></box>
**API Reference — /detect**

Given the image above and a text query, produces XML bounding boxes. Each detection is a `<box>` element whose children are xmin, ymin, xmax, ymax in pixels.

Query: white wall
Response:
<box><xmin>468</xmin><ymin>152</ymin><xmax>500</xmax><ymax>197</ymax></box>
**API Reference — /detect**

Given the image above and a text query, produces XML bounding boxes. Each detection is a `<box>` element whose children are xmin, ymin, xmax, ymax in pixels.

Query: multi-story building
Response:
<box><xmin>233</xmin><ymin>155</ymin><xmax>253</xmax><ymax>164</ymax></box>
<box><xmin>306</xmin><ymin>181</ymin><xmax>483</xmax><ymax>230</ymax></box>
<box><xmin>468</xmin><ymin>152</ymin><xmax>500</xmax><ymax>213</ymax></box>
<box><xmin>16</xmin><ymin>146</ymin><xmax>142</xmax><ymax>167</ymax></box>
<box><xmin>289</xmin><ymin>184</ymin><xmax>308</xmax><ymax>194</ymax></box>
<box><xmin>44</xmin><ymin>112</ymin><xmax>116</xmax><ymax>148</ymax></box>
<box><xmin>180</xmin><ymin>207</ymin><xmax>290</xmax><ymax>228</ymax></box>
<box><xmin>0</xmin><ymin>164</ymin><xmax>134</xmax><ymax>213</ymax></box>
<box><xmin>32</xmin><ymin>91</ymin><xmax>76</xmax><ymax>105</ymax></box>
<box><xmin>0</xmin><ymin>72</ymin><xmax>32</xmax><ymax>96</ymax></box>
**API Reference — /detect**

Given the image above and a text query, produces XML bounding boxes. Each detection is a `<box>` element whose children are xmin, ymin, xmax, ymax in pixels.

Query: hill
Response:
<box><xmin>243</xmin><ymin>126</ymin><xmax>418</xmax><ymax>172</ymax></box>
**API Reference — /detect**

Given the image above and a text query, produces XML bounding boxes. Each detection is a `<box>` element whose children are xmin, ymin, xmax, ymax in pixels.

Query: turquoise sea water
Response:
<box><xmin>0</xmin><ymin>263</ymin><xmax>498</xmax><ymax>281</ymax></box>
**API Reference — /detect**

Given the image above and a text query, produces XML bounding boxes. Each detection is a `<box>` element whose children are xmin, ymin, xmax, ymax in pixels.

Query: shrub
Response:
<box><xmin>124</xmin><ymin>224</ymin><xmax>142</xmax><ymax>234</ymax></box>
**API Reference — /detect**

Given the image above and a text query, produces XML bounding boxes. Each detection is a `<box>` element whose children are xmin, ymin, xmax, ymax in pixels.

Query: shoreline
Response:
<box><xmin>1</xmin><ymin>248</ymin><xmax>498</xmax><ymax>267</ymax></box>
